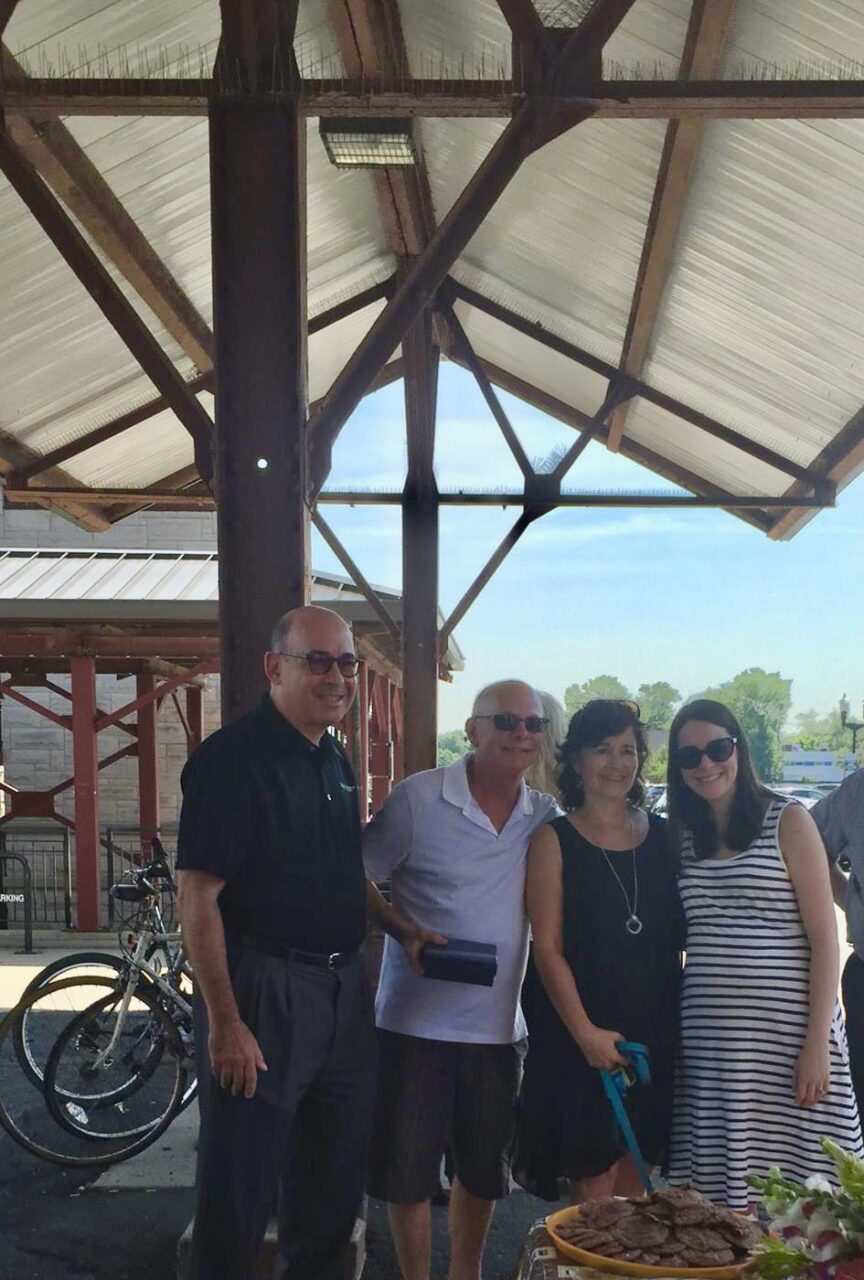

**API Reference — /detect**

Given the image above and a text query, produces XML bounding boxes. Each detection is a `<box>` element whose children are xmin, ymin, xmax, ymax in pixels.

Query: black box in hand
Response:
<box><xmin>420</xmin><ymin>939</ymin><xmax>498</xmax><ymax>987</ymax></box>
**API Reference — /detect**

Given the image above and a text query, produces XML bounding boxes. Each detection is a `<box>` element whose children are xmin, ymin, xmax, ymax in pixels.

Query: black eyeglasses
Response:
<box><xmin>277</xmin><ymin>650</ymin><xmax>362</xmax><ymax>677</ymax></box>
<box><xmin>671</xmin><ymin>736</ymin><xmax>737</xmax><ymax>771</ymax></box>
<box><xmin>474</xmin><ymin>713</ymin><xmax>550</xmax><ymax>734</ymax></box>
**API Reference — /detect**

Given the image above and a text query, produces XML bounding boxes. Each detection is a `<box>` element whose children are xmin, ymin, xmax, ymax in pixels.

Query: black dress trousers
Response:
<box><xmin>843</xmin><ymin>952</ymin><xmax>864</xmax><ymax>1121</ymax></box>
<box><xmin>189</xmin><ymin>947</ymin><xmax>376</xmax><ymax>1280</ymax></box>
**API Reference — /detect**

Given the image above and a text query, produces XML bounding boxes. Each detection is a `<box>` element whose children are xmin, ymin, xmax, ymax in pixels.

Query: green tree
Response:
<box><xmin>786</xmin><ymin>707</ymin><xmax>848</xmax><ymax>752</ymax></box>
<box><xmin>637</xmin><ymin>681</ymin><xmax>681</xmax><ymax>730</ymax></box>
<box><xmin>694</xmin><ymin>668</ymin><xmax>792</xmax><ymax>782</ymax></box>
<box><xmin>564</xmin><ymin>675</ymin><xmax>632</xmax><ymax>717</ymax></box>
<box><xmin>645</xmin><ymin>743</ymin><xmax>668</xmax><ymax>783</ymax></box>
<box><xmin>437</xmin><ymin>729</ymin><xmax>469</xmax><ymax>767</ymax></box>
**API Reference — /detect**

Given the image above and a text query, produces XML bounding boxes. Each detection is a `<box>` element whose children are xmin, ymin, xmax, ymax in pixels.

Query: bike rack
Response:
<box><xmin>0</xmin><ymin>852</ymin><xmax>36</xmax><ymax>954</ymax></box>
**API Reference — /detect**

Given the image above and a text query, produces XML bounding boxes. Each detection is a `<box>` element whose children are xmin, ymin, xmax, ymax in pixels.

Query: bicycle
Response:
<box><xmin>13</xmin><ymin>844</ymin><xmax>192</xmax><ymax>1097</ymax></box>
<box><xmin>0</xmin><ymin>848</ymin><xmax>197</xmax><ymax>1166</ymax></box>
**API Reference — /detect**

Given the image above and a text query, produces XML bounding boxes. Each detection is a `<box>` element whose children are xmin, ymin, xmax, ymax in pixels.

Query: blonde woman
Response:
<box><xmin>524</xmin><ymin>692</ymin><xmax>567</xmax><ymax>804</ymax></box>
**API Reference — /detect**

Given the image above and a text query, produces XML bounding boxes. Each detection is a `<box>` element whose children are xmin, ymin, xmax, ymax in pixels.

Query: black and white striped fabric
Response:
<box><xmin>668</xmin><ymin>796</ymin><xmax>863</xmax><ymax>1208</ymax></box>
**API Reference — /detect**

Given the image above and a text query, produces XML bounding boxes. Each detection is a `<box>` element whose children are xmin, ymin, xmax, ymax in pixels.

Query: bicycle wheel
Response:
<box><xmin>0</xmin><ymin>978</ymin><xmax>185</xmax><ymax>1167</ymax></box>
<box><xmin>45</xmin><ymin>987</ymin><xmax>186</xmax><ymax>1144</ymax></box>
<box><xmin>15</xmin><ymin>953</ymin><xmax>127</xmax><ymax>1088</ymax></box>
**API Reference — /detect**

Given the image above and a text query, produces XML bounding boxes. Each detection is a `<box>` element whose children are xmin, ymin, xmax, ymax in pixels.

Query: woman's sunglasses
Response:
<box><xmin>671</xmin><ymin>736</ymin><xmax>737</xmax><ymax>771</ymax></box>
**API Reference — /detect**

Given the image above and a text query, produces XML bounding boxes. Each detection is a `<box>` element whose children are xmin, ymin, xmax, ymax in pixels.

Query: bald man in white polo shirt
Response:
<box><xmin>364</xmin><ymin>680</ymin><xmax>558</xmax><ymax>1280</ymax></box>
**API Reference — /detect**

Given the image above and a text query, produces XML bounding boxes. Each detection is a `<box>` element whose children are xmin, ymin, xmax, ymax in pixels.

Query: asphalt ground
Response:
<box><xmin>0</xmin><ymin>929</ymin><xmax>559</xmax><ymax>1280</ymax></box>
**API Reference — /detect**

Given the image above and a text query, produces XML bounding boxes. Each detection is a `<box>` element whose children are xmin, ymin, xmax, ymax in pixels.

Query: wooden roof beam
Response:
<box><xmin>1</xmin><ymin>48</ymin><xmax>214</xmax><ymax>373</ymax></box>
<box><xmin>0</xmin><ymin>430</ymin><xmax>111</xmax><ymax>531</ymax></box>
<box><xmin>7</xmin><ymin>278</ymin><xmax>391</xmax><ymax>488</ymax></box>
<box><xmin>450</xmin><ymin>281</ymin><xmax>822</xmax><ymax>489</ymax></box>
<box><xmin>607</xmin><ymin>0</ymin><xmax>737</xmax><ymax>451</ymax></box>
<box><xmin>4</xmin><ymin>79</ymin><xmax>864</xmax><ymax>119</ymax></box>
<box><xmin>306</xmin><ymin>9</ymin><xmax>648</xmax><ymax>496</ymax></box>
<box><xmin>447</xmin><ymin>354</ymin><xmax>775</xmax><ymax>533</ymax></box>
<box><xmin>0</xmin><ymin>128</ymin><xmax>214</xmax><ymax>483</ymax></box>
<box><xmin>327</xmin><ymin>0</ymin><xmax>435</xmax><ymax>259</ymax></box>
<box><xmin>769</xmin><ymin>404</ymin><xmax>864</xmax><ymax>541</ymax></box>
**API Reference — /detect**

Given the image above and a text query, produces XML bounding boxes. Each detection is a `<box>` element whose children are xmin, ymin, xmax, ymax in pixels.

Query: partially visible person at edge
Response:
<box><xmin>524</xmin><ymin>691</ymin><xmax>567</xmax><ymax>805</ymax></box>
<box><xmin>666</xmin><ymin>699</ymin><xmax>864</xmax><ymax>1210</ymax></box>
<box><xmin>812</xmin><ymin>767</ymin><xmax>864</xmax><ymax>1117</ymax></box>
<box><xmin>512</xmin><ymin>699</ymin><xmax>683</xmax><ymax>1204</ymax></box>
<box><xmin>363</xmin><ymin>680</ymin><xmax>557</xmax><ymax>1280</ymax></box>
<box><xmin>176</xmin><ymin>605</ymin><xmax>437</xmax><ymax>1280</ymax></box>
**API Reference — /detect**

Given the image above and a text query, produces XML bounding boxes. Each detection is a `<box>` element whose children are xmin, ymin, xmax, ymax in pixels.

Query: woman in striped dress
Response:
<box><xmin>666</xmin><ymin>699</ymin><xmax>863</xmax><ymax>1209</ymax></box>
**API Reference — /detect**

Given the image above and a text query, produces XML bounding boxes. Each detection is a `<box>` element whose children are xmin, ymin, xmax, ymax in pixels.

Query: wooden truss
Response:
<box><xmin>1</xmin><ymin>0</ymin><xmax>862</xmax><ymax>766</ymax></box>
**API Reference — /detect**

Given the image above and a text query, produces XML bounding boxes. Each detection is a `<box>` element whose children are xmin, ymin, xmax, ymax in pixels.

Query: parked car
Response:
<box><xmin>772</xmin><ymin>784</ymin><xmax>825</xmax><ymax>809</ymax></box>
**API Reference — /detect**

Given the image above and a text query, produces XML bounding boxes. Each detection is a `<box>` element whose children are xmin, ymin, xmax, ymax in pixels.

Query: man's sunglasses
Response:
<box><xmin>671</xmin><ymin>736</ymin><xmax>737</xmax><ymax>771</ymax></box>
<box><xmin>474</xmin><ymin>713</ymin><xmax>550</xmax><ymax>734</ymax></box>
<box><xmin>277</xmin><ymin>650</ymin><xmax>362</xmax><ymax>677</ymax></box>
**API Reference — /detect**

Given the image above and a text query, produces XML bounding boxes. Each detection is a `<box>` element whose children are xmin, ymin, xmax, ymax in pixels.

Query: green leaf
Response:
<box><xmin>822</xmin><ymin>1139</ymin><xmax>864</xmax><ymax>1200</ymax></box>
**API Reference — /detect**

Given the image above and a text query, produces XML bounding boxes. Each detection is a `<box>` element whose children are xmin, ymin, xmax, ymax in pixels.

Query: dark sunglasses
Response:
<box><xmin>671</xmin><ymin>736</ymin><xmax>737</xmax><ymax>771</ymax></box>
<box><xmin>277</xmin><ymin>650</ymin><xmax>362</xmax><ymax>677</ymax></box>
<box><xmin>474</xmin><ymin>713</ymin><xmax>550</xmax><ymax>734</ymax></box>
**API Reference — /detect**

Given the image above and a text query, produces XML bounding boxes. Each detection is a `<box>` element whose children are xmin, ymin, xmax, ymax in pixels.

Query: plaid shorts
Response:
<box><xmin>367</xmin><ymin>1028</ymin><xmax>526</xmax><ymax>1204</ymax></box>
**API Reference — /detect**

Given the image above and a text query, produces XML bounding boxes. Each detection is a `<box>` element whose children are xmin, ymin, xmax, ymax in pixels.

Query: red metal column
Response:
<box><xmin>357</xmin><ymin>662</ymin><xmax>370</xmax><ymax>821</ymax></box>
<box><xmin>185</xmin><ymin>685</ymin><xmax>203</xmax><ymax>755</ymax></box>
<box><xmin>70</xmin><ymin>656</ymin><xmax>100</xmax><ymax>930</ymax></box>
<box><xmin>136</xmin><ymin>674</ymin><xmax>159</xmax><ymax>845</ymax></box>
<box><xmin>370</xmin><ymin>674</ymin><xmax>393</xmax><ymax>812</ymax></box>
<box><xmin>391</xmin><ymin>685</ymin><xmax>404</xmax><ymax>783</ymax></box>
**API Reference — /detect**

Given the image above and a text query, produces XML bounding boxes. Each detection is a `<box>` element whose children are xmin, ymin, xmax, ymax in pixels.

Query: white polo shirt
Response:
<box><xmin>363</xmin><ymin>757</ymin><xmax>557</xmax><ymax>1044</ymax></box>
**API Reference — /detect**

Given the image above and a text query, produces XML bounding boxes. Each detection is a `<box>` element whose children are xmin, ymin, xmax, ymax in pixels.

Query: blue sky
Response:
<box><xmin>314</xmin><ymin>365</ymin><xmax>863</xmax><ymax>733</ymax></box>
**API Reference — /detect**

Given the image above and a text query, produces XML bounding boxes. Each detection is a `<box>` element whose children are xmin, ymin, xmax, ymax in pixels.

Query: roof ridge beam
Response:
<box><xmin>1</xmin><ymin>46</ymin><xmax>214</xmax><ymax>373</ymax></box>
<box><xmin>0</xmin><ymin>128</ymin><xmax>214</xmax><ymax>483</ymax></box>
<box><xmin>607</xmin><ymin>0</ymin><xmax>738</xmax><ymax>451</ymax></box>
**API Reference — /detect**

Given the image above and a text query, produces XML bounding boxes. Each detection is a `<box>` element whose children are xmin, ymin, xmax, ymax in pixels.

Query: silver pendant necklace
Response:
<box><xmin>597</xmin><ymin>811</ymin><xmax>642</xmax><ymax>935</ymax></box>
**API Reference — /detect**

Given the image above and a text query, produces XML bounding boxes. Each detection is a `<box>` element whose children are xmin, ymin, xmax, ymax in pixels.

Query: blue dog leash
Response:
<box><xmin>599</xmin><ymin>1040</ymin><xmax>654</xmax><ymax>1194</ymax></box>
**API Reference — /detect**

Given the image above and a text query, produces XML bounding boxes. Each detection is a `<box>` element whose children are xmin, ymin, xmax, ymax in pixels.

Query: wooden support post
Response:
<box><xmin>185</xmin><ymin>686</ymin><xmax>204</xmax><ymax>754</ymax></box>
<box><xmin>402</xmin><ymin>306</ymin><xmax>440</xmax><ymax>777</ymax></box>
<box><xmin>70</xmin><ymin>656</ymin><xmax>100</xmax><ymax>930</ymax></box>
<box><xmin>210</xmin><ymin>25</ymin><xmax>309</xmax><ymax>722</ymax></box>
<box><xmin>136</xmin><ymin>674</ymin><xmax>159</xmax><ymax>845</ymax></box>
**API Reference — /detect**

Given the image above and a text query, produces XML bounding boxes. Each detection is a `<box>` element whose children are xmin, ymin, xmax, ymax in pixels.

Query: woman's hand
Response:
<box><xmin>794</xmin><ymin>1035</ymin><xmax>831</xmax><ymax>1106</ymax></box>
<box><xmin>576</xmin><ymin>1024</ymin><xmax>628</xmax><ymax>1070</ymax></box>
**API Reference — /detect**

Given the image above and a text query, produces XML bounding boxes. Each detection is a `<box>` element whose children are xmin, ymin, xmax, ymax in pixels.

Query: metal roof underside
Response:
<box><xmin>0</xmin><ymin>0</ymin><xmax>861</xmax><ymax>540</ymax></box>
<box><xmin>0</xmin><ymin>548</ymin><xmax>465</xmax><ymax>669</ymax></box>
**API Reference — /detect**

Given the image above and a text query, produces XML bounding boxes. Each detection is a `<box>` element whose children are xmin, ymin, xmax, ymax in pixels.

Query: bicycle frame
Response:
<box><xmin>86</xmin><ymin>926</ymin><xmax>192</xmax><ymax>1071</ymax></box>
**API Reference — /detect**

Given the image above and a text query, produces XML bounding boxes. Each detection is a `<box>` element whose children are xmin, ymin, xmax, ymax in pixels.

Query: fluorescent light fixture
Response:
<box><xmin>319</xmin><ymin>118</ymin><xmax>417</xmax><ymax>168</ymax></box>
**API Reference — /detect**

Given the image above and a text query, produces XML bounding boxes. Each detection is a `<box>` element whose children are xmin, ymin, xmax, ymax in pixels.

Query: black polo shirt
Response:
<box><xmin>176</xmin><ymin>694</ymin><xmax>366</xmax><ymax>953</ymax></box>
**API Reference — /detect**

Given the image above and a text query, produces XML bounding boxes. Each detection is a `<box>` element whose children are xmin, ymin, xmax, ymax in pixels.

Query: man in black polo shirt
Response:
<box><xmin>177</xmin><ymin>605</ymin><xmax>377</xmax><ymax>1280</ymax></box>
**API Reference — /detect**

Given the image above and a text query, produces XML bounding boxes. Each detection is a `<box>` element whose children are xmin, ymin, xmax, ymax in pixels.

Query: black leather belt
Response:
<box><xmin>238</xmin><ymin>934</ymin><xmax>358</xmax><ymax>970</ymax></box>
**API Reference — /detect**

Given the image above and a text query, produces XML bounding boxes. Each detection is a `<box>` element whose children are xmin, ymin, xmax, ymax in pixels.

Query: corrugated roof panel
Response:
<box><xmin>638</xmin><ymin>113</ymin><xmax>864</xmax><ymax>471</ymax></box>
<box><xmin>456</xmin><ymin>302</ymin><xmax>611</xmax><ymax>419</ymax></box>
<box><xmin>440</xmin><ymin>115</ymin><xmax>667</xmax><ymax>368</ymax></box>
<box><xmin>309</xmin><ymin>302</ymin><xmax>390</xmax><ymax>404</ymax></box>
<box><xmin>399</xmin><ymin>0</ymin><xmax>512</xmax><ymax>77</ymax></box>
<box><xmin>62</xmin><ymin>395</ymin><xmax>207</xmax><ymax>488</ymax></box>
<box><xmin>722</xmin><ymin>0</ymin><xmax>864</xmax><ymax>75</ymax></box>
<box><xmin>6</xmin><ymin>0</ymin><xmax>220</xmax><ymax>76</ymax></box>
<box><xmin>0</xmin><ymin>170</ymin><xmax>194</xmax><ymax>456</ymax></box>
<box><xmin>624</xmin><ymin>397</ymin><xmax>797</xmax><ymax>496</ymax></box>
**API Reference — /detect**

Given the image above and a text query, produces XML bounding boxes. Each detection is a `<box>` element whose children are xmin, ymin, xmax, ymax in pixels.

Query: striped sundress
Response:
<box><xmin>667</xmin><ymin>796</ymin><xmax>863</xmax><ymax>1208</ymax></box>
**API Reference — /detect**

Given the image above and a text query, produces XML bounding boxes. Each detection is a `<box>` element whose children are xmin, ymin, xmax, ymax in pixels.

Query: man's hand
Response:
<box><xmin>208</xmin><ymin>1018</ymin><xmax>268</xmax><ymax>1099</ymax></box>
<box><xmin>397</xmin><ymin>921</ymin><xmax>448</xmax><ymax>975</ymax></box>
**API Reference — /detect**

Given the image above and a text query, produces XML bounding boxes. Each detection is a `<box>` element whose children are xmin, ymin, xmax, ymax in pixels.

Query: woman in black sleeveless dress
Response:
<box><xmin>513</xmin><ymin>700</ymin><xmax>683</xmax><ymax>1203</ymax></box>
